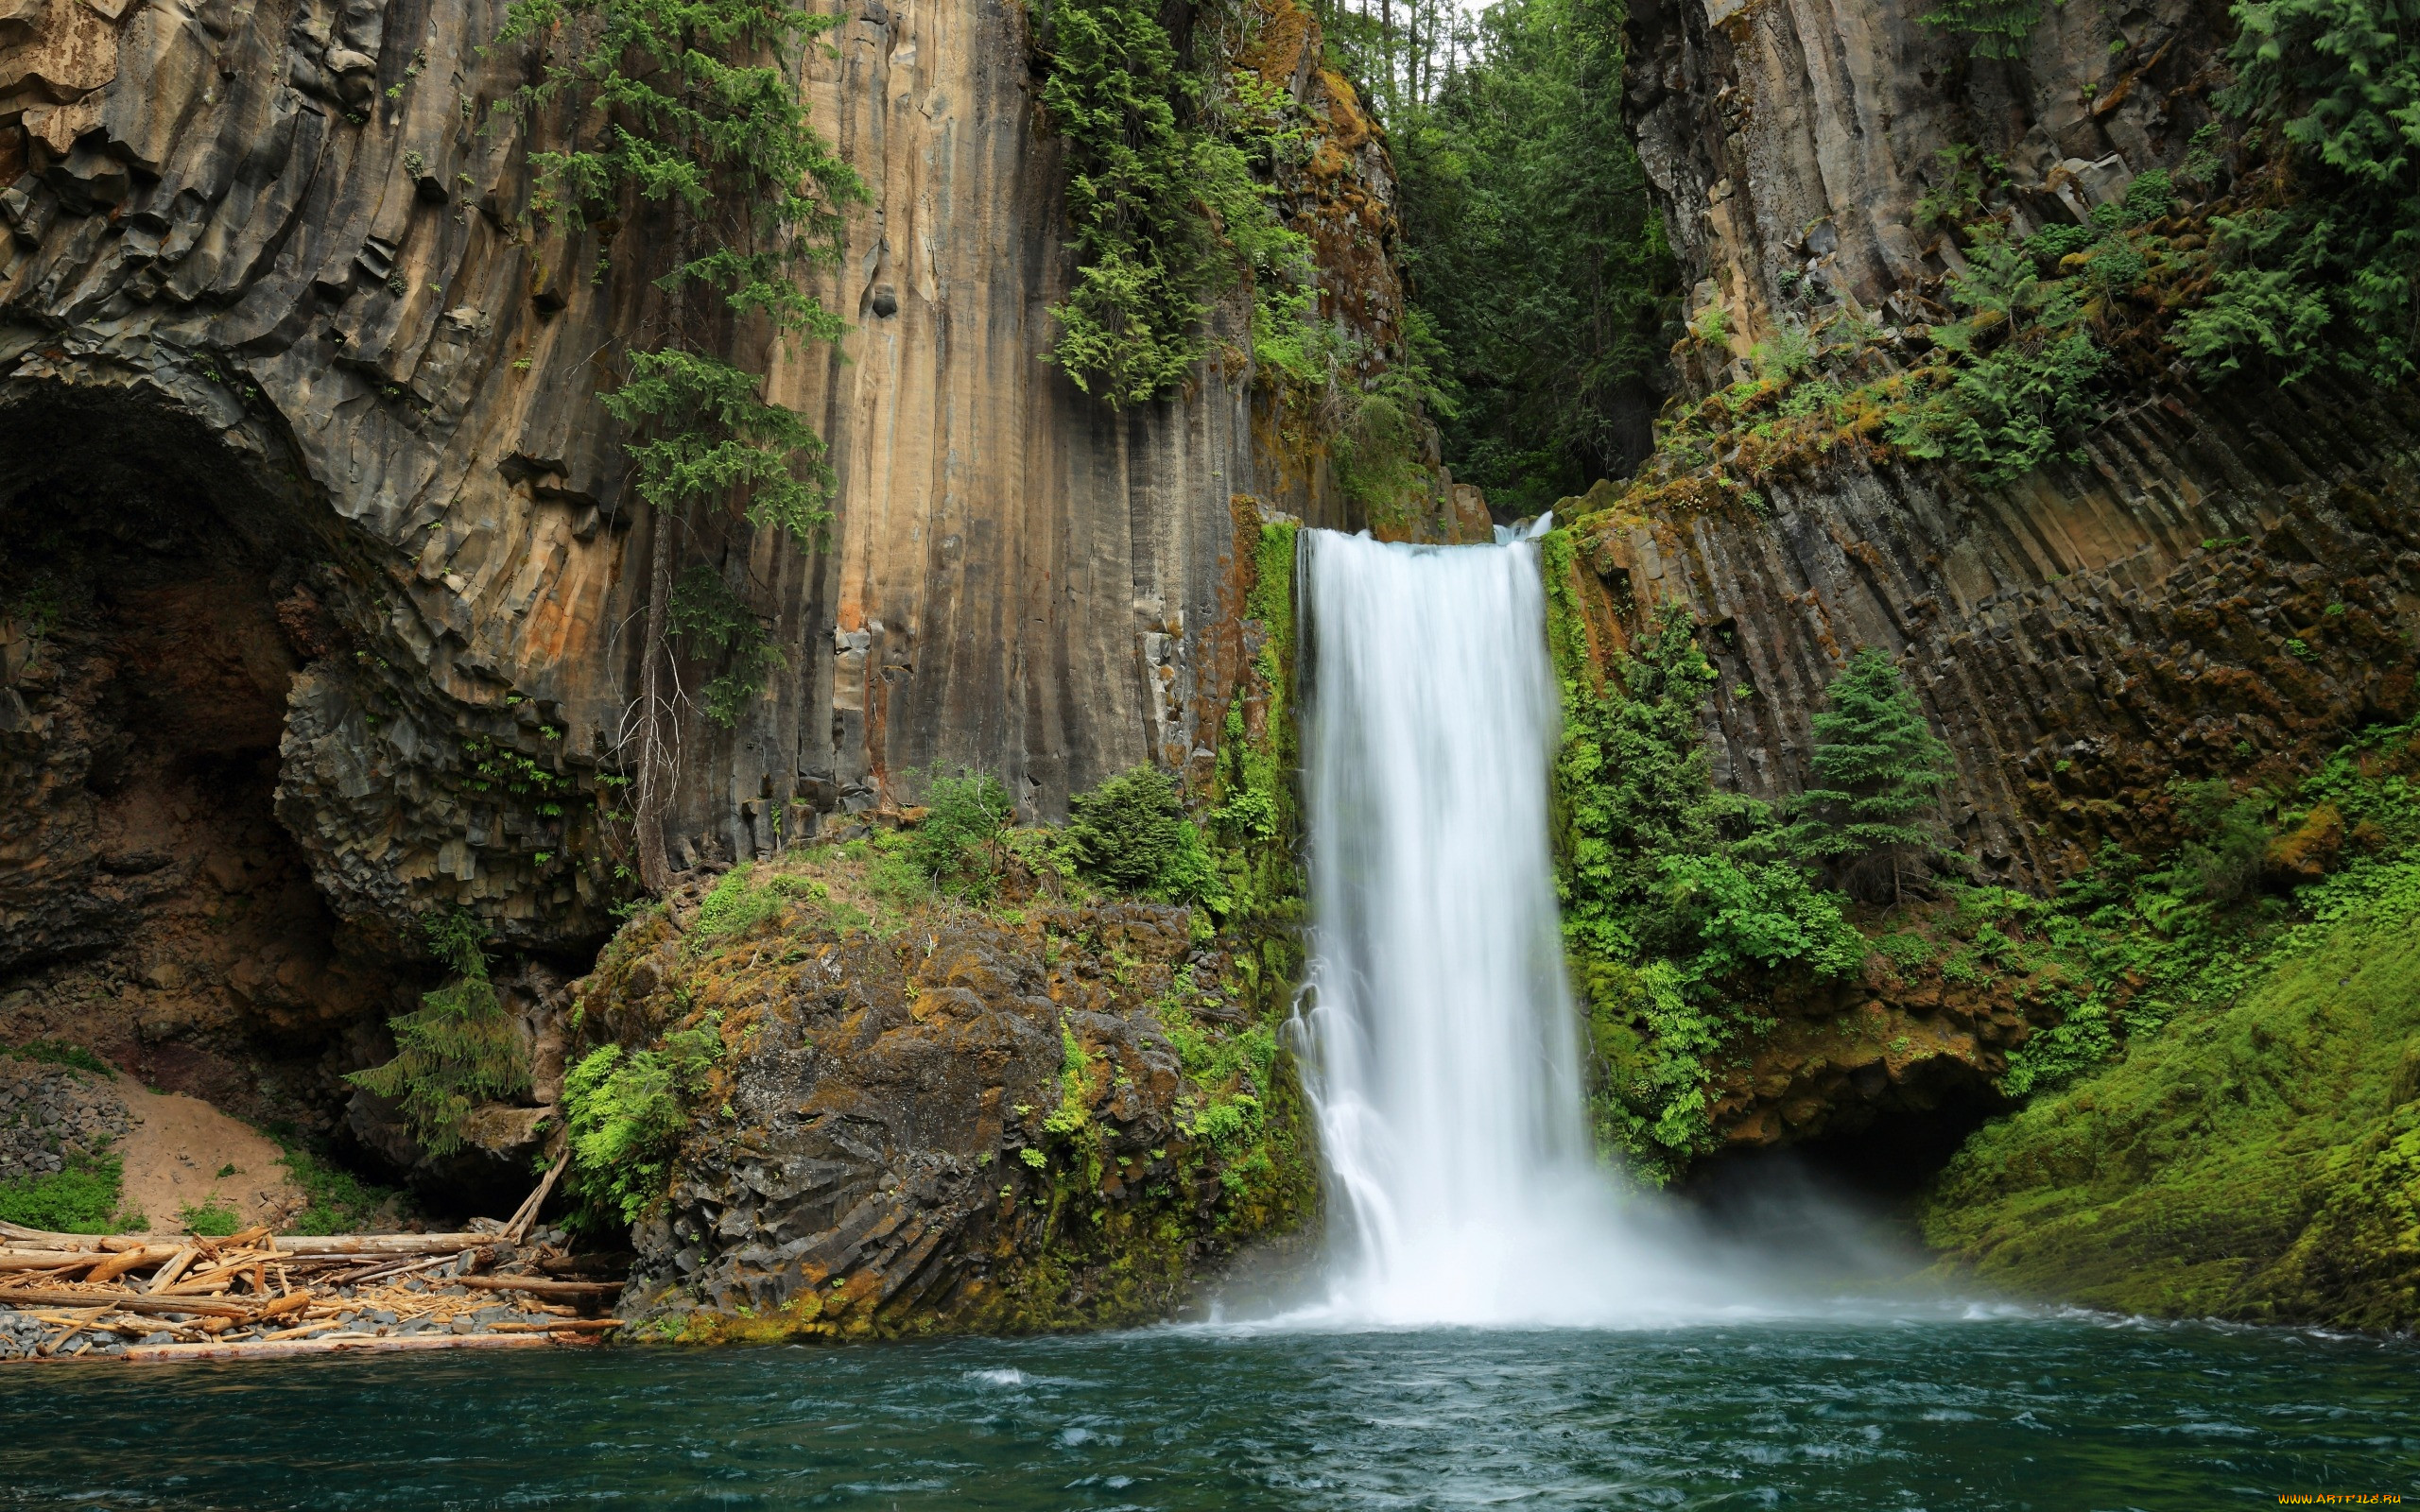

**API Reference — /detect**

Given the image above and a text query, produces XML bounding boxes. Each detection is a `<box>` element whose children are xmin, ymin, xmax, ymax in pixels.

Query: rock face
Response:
<box><xmin>0</xmin><ymin>0</ymin><xmax>1412</xmax><ymax>1161</ymax></box>
<box><xmin>577</xmin><ymin>868</ymin><xmax>1313</xmax><ymax>1340</ymax></box>
<box><xmin>0</xmin><ymin>1056</ymin><xmax>128</xmax><ymax>1182</ymax></box>
<box><xmin>1576</xmin><ymin>0</ymin><xmax>2420</xmax><ymax>1166</ymax></box>
<box><xmin>1625</xmin><ymin>0</ymin><xmax>2233</xmax><ymax>360</ymax></box>
<box><xmin>1607</xmin><ymin>0</ymin><xmax>2420</xmax><ymax>888</ymax></box>
<box><xmin>0</xmin><ymin>0</ymin><xmax>1410</xmax><ymax>967</ymax></box>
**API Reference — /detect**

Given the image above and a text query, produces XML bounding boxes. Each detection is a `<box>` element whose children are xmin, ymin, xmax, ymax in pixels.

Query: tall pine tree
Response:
<box><xmin>1784</xmin><ymin>647</ymin><xmax>1953</xmax><ymax>903</ymax></box>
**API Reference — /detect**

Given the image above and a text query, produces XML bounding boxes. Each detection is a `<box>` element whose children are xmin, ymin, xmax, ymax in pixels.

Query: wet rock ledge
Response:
<box><xmin>570</xmin><ymin>850</ymin><xmax>1316</xmax><ymax>1343</ymax></box>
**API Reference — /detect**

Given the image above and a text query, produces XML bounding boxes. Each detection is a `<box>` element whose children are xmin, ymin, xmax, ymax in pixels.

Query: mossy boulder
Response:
<box><xmin>571</xmin><ymin>847</ymin><xmax>1316</xmax><ymax>1342</ymax></box>
<box><xmin>1921</xmin><ymin>869</ymin><xmax>2420</xmax><ymax>1329</ymax></box>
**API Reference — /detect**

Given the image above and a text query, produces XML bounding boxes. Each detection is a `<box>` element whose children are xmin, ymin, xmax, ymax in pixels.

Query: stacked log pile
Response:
<box><xmin>0</xmin><ymin>1202</ymin><xmax>627</xmax><ymax>1362</ymax></box>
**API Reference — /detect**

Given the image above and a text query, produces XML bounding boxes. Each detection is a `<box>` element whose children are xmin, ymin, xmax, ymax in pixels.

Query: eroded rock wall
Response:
<box><xmin>0</xmin><ymin>0</ymin><xmax>1408</xmax><ymax>947</ymax></box>
<box><xmin>1625</xmin><ymin>0</ymin><xmax>2231</xmax><ymax>363</ymax></box>
<box><xmin>1607</xmin><ymin>0</ymin><xmax>2420</xmax><ymax>887</ymax></box>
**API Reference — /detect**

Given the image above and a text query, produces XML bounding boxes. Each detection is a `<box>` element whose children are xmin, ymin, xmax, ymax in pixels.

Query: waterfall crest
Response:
<box><xmin>1288</xmin><ymin>527</ymin><xmax>1746</xmax><ymax>1327</ymax></box>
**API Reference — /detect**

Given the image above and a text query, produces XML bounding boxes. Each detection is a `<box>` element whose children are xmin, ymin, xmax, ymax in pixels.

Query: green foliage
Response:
<box><xmin>1542</xmin><ymin>537</ymin><xmax>1863</xmax><ymax>1177</ymax></box>
<box><xmin>693</xmin><ymin>864</ymin><xmax>828</xmax><ymax>939</ymax></box>
<box><xmin>4</xmin><ymin>1040</ymin><xmax>112</xmax><ymax>1076</ymax></box>
<box><xmin>1888</xmin><ymin>227</ymin><xmax>2104</xmax><ymax>483</ymax></box>
<box><xmin>1913</xmin><ymin>146</ymin><xmax>2003</xmax><ymax>231</ymax></box>
<box><xmin>1991</xmin><ymin>721</ymin><xmax>2420</xmax><ymax>1099</ymax></box>
<box><xmin>344</xmin><ymin>911</ymin><xmax>530</xmax><ymax>1159</ymax></box>
<box><xmin>1924</xmin><ymin>861</ymin><xmax>2420</xmax><ymax>1327</ymax></box>
<box><xmin>1036</xmin><ymin>3</ymin><xmax>1311</xmax><ymax>405</ymax></box>
<box><xmin>907</xmin><ymin>768</ymin><xmax>1015</xmax><ymax>900</ymax></box>
<box><xmin>1920</xmin><ymin>0</ymin><xmax>2054</xmax><ymax>59</ymax></box>
<box><xmin>178</xmin><ymin>1199</ymin><xmax>240</xmax><ymax>1237</ymax></box>
<box><xmin>275</xmin><ymin>1139</ymin><xmax>406</xmax><ymax>1235</ymax></box>
<box><xmin>1389</xmin><ymin>0</ymin><xmax>1676</xmax><ymax>507</ymax></box>
<box><xmin>0</xmin><ymin>1152</ymin><xmax>138</xmax><ymax>1233</ymax></box>
<box><xmin>1037</xmin><ymin>0</ymin><xmax>1201</xmax><ymax>404</ymax></box>
<box><xmin>2177</xmin><ymin>0</ymin><xmax>2419</xmax><ymax>386</ymax></box>
<box><xmin>1064</xmin><ymin>765</ymin><xmax>1227</xmax><ymax>910</ymax></box>
<box><xmin>1205</xmin><ymin>520</ymin><xmax>1303</xmax><ymax>925</ymax></box>
<box><xmin>493</xmin><ymin>0</ymin><xmax>867</xmax><ymax>674</ymax></box>
<box><xmin>604</xmin><ymin>352</ymin><xmax>838</xmax><ymax>545</ymax></box>
<box><xmin>2173</xmin><ymin>779</ymin><xmax>2275</xmax><ymax>905</ymax></box>
<box><xmin>562</xmin><ymin>1022</ymin><xmax>724</xmax><ymax>1226</ymax></box>
<box><xmin>1782</xmin><ymin>647</ymin><xmax>1953</xmax><ymax>898</ymax></box>
<box><xmin>666</xmin><ymin>563</ymin><xmax>783</xmax><ymax>726</ymax></box>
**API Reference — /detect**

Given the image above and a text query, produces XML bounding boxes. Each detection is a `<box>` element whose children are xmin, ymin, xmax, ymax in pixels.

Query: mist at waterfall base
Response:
<box><xmin>1270</xmin><ymin>524</ymin><xmax>1912</xmax><ymax>1329</ymax></box>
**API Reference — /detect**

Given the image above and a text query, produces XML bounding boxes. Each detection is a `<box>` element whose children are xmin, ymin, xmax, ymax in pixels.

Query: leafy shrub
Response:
<box><xmin>1063</xmin><ymin>765</ymin><xmax>1225</xmax><ymax>907</ymax></box>
<box><xmin>0</xmin><ymin>1153</ymin><xmax>136</xmax><ymax>1233</ymax></box>
<box><xmin>179</xmin><ymin>1199</ymin><xmax>240</xmax><ymax>1237</ymax></box>
<box><xmin>1888</xmin><ymin>227</ymin><xmax>2104</xmax><ymax>483</ymax></box>
<box><xmin>1038</xmin><ymin>3</ymin><xmax>1309</xmax><ymax>405</ymax></box>
<box><xmin>2173</xmin><ymin>779</ymin><xmax>2275</xmax><ymax>906</ymax></box>
<box><xmin>1919</xmin><ymin>0</ymin><xmax>2050</xmax><ymax>59</ymax></box>
<box><xmin>907</xmin><ymin>769</ymin><xmax>1015</xmax><ymax>899</ymax></box>
<box><xmin>345</xmin><ymin>911</ymin><xmax>530</xmax><ymax>1159</ymax></box>
<box><xmin>1542</xmin><ymin>546</ymin><xmax>1866</xmax><ymax>1177</ymax></box>
<box><xmin>562</xmin><ymin>1022</ymin><xmax>723</xmax><ymax>1226</ymax></box>
<box><xmin>2176</xmin><ymin>0</ymin><xmax>2419</xmax><ymax>387</ymax></box>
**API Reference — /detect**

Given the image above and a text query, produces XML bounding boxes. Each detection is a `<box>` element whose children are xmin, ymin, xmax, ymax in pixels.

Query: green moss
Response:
<box><xmin>1208</xmin><ymin>518</ymin><xmax>1304</xmax><ymax>930</ymax></box>
<box><xmin>1924</xmin><ymin>861</ymin><xmax>2420</xmax><ymax>1325</ymax></box>
<box><xmin>4</xmin><ymin>1040</ymin><xmax>112</xmax><ymax>1076</ymax></box>
<box><xmin>274</xmin><ymin>1138</ymin><xmax>408</xmax><ymax>1235</ymax></box>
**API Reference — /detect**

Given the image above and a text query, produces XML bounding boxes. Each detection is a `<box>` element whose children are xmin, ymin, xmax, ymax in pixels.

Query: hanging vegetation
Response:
<box><xmin>493</xmin><ymin>0</ymin><xmax>868</xmax><ymax>888</ymax></box>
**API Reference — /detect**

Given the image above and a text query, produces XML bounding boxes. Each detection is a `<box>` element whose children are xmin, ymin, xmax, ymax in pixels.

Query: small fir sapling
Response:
<box><xmin>1783</xmin><ymin>647</ymin><xmax>1954</xmax><ymax>904</ymax></box>
<box><xmin>345</xmin><ymin>910</ymin><xmax>530</xmax><ymax>1158</ymax></box>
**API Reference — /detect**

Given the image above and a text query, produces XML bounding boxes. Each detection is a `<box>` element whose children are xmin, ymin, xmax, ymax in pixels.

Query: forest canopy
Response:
<box><xmin>1331</xmin><ymin>0</ymin><xmax>1679</xmax><ymax>510</ymax></box>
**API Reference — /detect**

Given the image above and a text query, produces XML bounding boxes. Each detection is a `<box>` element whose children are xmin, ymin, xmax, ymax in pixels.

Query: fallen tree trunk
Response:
<box><xmin>2</xmin><ymin>1286</ymin><xmax>257</xmax><ymax>1319</ymax></box>
<box><xmin>0</xmin><ymin>1224</ymin><xmax>493</xmax><ymax>1257</ymax></box>
<box><xmin>101</xmin><ymin>1332</ymin><xmax>565</xmax><ymax>1363</ymax></box>
<box><xmin>451</xmin><ymin>1275</ymin><xmax>624</xmax><ymax>1302</ymax></box>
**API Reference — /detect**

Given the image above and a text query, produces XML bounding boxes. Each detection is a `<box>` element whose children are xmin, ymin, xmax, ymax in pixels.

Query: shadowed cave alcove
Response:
<box><xmin>0</xmin><ymin>383</ymin><xmax>424</xmax><ymax>1169</ymax></box>
<box><xmin>1680</xmin><ymin>1055</ymin><xmax>2009</xmax><ymax>1248</ymax></box>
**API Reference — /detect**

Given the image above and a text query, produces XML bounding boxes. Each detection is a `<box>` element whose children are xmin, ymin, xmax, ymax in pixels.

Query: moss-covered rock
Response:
<box><xmin>1920</xmin><ymin>866</ymin><xmax>2420</xmax><ymax>1329</ymax></box>
<box><xmin>569</xmin><ymin>842</ymin><xmax>1316</xmax><ymax>1343</ymax></box>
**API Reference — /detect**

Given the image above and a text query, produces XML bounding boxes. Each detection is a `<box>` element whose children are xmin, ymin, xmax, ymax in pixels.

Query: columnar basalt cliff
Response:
<box><xmin>1545</xmin><ymin>0</ymin><xmax>2420</xmax><ymax>1176</ymax></box>
<box><xmin>1611</xmin><ymin>0</ymin><xmax>2420</xmax><ymax>888</ymax></box>
<box><xmin>0</xmin><ymin>0</ymin><xmax>1420</xmax><ymax>1183</ymax></box>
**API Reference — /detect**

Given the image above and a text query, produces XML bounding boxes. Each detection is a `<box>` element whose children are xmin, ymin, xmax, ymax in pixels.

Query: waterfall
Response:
<box><xmin>1287</xmin><ymin>525</ymin><xmax>1747</xmax><ymax>1328</ymax></box>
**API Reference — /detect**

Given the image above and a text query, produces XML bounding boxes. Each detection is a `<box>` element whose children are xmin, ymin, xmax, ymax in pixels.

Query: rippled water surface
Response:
<box><xmin>6</xmin><ymin>1313</ymin><xmax>2415</xmax><ymax>1509</ymax></box>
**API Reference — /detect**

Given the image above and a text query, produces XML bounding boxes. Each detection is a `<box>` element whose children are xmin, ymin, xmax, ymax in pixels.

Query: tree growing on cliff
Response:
<box><xmin>494</xmin><ymin>0</ymin><xmax>868</xmax><ymax>892</ymax></box>
<box><xmin>1783</xmin><ymin>648</ymin><xmax>1954</xmax><ymax>904</ymax></box>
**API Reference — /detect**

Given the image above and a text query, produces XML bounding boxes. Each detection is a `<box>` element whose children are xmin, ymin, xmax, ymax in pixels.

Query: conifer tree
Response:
<box><xmin>1784</xmin><ymin>647</ymin><xmax>1953</xmax><ymax>903</ymax></box>
<box><xmin>495</xmin><ymin>0</ymin><xmax>867</xmax><ymax>891</ymax></box>
<box><xmin>345</xmin><ymin>912</ymin><xmax>529</xmax><ymax>1158</ymax></box>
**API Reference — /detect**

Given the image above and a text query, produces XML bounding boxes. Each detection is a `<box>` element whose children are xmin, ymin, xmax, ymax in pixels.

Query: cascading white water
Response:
<box><xmin>1288</xmin><ymin>524</ymin><xmax>1777</xmax><ymax>1328</ymax></box>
